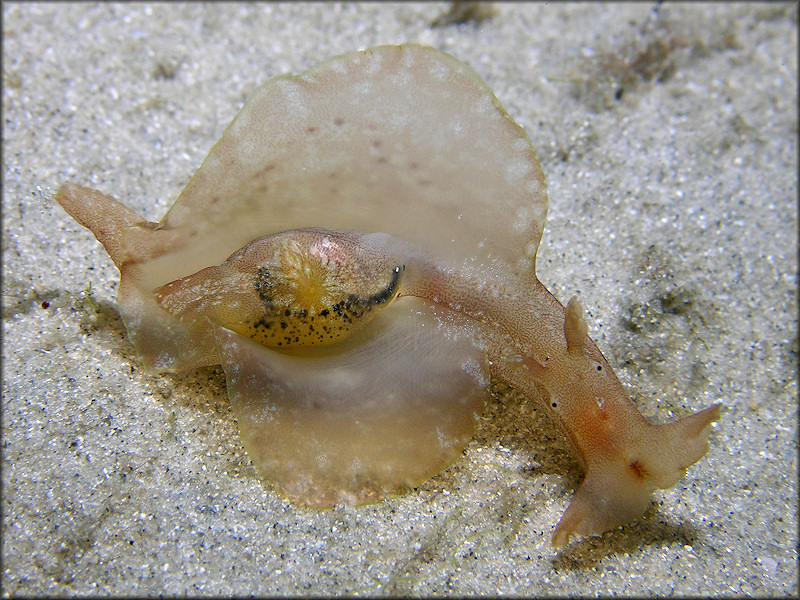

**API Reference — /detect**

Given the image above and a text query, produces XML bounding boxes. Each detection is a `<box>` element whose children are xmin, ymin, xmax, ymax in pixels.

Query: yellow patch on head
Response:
<box><xmin>280</xmin><ymin>239</ymin><xmax>336</xmax><ymax>312</ymax></box>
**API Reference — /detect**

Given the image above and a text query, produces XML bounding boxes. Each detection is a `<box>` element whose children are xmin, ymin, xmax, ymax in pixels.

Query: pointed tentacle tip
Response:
<box><xmin>646</xmin><ymin>401</ymin><xmax>723</xmax><ymax>489</ymax></box>
<box><xmin>564</xmin><ymin>295</ymin><xmax>588</xmax><ymax>356</ymax></box>
<box><xmin>551</xmin><ymin>499</ymin><xmax>590</xmax><ymax>548</ymax></box>
<box><xmin>550</xmin><ymin>483</ymin><xmax>650</xmax><ymax>549</ymax></box>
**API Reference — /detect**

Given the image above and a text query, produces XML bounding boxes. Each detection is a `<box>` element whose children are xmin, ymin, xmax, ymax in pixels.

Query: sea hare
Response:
<box><xmin>55</xmin><ymin>44</ymin><xmax>721</xmax><ymax>546</ymax></box>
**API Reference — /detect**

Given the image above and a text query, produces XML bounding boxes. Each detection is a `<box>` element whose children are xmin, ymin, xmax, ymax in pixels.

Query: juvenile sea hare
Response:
<box><xmin>55</xmin><ymin>44</ymin><xmax>721</xmax><ymax>546</ymax></box>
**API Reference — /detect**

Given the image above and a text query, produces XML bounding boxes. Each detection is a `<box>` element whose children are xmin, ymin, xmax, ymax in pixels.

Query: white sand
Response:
<box><xmin>3</xmin><ymin>2</ymin><xmax>796</xmax><ymax>595</ymax></box>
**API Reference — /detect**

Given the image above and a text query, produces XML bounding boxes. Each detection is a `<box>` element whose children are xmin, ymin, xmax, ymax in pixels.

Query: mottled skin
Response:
<box><xmin>154</xmin><ymin>228</ymin><xmax>405</xmax><ymax>348</ymax></box>
<box><xmin>54</xmin><ymin>44</ymin><xmax>721</xmax><ymax>547</ymax></box>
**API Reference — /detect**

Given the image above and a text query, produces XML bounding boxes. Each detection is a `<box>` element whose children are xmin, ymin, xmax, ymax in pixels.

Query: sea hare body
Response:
<box><xmin>55</xmin><ymin>44</ymin><xmax>720</xmax><ymax>546</ymax></box>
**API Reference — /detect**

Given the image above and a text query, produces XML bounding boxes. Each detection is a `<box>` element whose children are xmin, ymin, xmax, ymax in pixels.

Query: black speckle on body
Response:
<box><xmin>244</xmin><ymin>263</ymin><xmax>404</xmax><ymax>347</ymax></box>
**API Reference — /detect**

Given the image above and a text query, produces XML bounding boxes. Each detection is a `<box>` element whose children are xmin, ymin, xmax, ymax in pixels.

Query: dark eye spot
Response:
<box><xmin>596</xmin><ymin>365</ymin><xmax>603</xmax><ymax>371</ymax></box>
<box><xmin>551</xmin><ymin>402</ymin><xmax>558</xmax><ymax>409</ymax></box>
